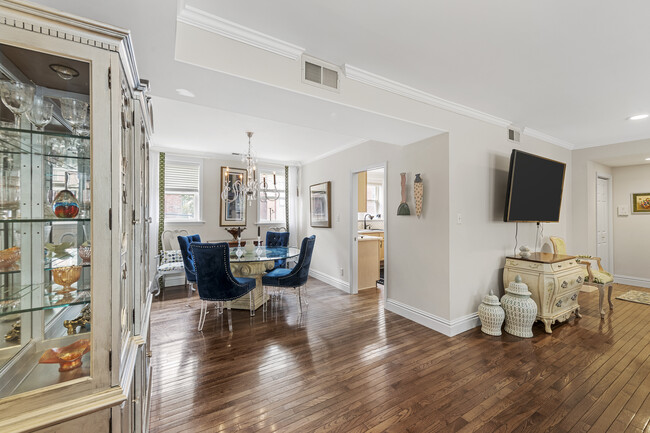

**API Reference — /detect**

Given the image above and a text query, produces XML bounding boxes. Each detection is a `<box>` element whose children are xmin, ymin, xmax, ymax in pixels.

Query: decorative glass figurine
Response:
<box><xmin>235</xmin><ymin>237</ymin><xmax>244</xmax><ymax>259</ymax></box>
<box><xmin>52</xmin><ymin>172</ymin><xmax>80</xmax><ymax>218</ymax></box>
<box><xmin>255</xmin><ymin>236</ymin><xmax>263</xmax><ymax>256</ymax></box>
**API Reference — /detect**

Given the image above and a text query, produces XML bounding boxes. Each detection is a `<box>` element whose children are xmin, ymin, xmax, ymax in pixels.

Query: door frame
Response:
<box><xmin>349</xmin><ymin>162</ymin><xmax>388</xmax><ymax>302</ymax></box>
<box><xmin>595</xmin><ymin>172</ymin><xmax>614</xmax><ymax>274</ymax></box>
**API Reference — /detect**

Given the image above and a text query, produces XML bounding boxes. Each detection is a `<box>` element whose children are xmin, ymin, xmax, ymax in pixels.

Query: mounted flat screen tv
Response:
<box><xmin>504</xmin><ymin>149</ymin><xmax>566</xmax><ymax>222</ymax></box>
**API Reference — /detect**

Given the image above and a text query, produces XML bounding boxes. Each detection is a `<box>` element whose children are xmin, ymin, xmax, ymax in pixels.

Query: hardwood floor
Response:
<box><xmin>149</xmin><ymin>280</ymin><xmax>650</xmax><ymax>432</ymax></box>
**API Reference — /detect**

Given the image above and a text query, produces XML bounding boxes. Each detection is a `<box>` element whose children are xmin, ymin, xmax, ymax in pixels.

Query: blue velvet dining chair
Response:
<box><xmin>262</xmin><ymin>235</ymin><xmax>316</xmax><ymax>313</ymax></box>
<box><xmin>266</xmin><ymin>230</ymin><xmax>290</xmax><ymax>269</ymax></box>
<box><xmin>177</xmin><ymin>234</ymin><xmax>201</xmax><ymax>295</ymax></box>
<box><xmin>191</xmin><ymin>242</ymin><xmax>257</xmax><ymax>332</ymax></box>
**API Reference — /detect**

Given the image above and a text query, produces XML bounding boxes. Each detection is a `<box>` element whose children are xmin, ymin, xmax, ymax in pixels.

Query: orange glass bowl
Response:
<box><xmin>0</xmin><ymin>246</ymin><xmax>20</xmax><ymax>269</ymax></box>
<box><xmin>52</xmin><ymin>265</ymin><xmax>82</xmax><ymax>293</ymax></box>
<box><xmin>39</xmin><ymin>338</ymin><xmax>90</xmax><ymax>372</ymax></box>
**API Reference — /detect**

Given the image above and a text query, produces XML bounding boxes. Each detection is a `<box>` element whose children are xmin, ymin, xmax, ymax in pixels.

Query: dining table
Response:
<box><xmin>210</xmin><ymin>244</ymin><xmax>300</xmax><ymax>311</ymax></box>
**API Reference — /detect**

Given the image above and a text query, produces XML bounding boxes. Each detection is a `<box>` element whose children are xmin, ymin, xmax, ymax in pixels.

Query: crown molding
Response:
<box><xmin>152</xmin><ymin>145</ymin><xmax>301</xmax><ymax>166</ymax></box>
<box><xmin>344</xmin><ymin>64</ymin><xmax>512</xmax><ymax>129</ymax></box>
<box><xmin>300</xmin><ymin>138</ymin><xmax>367</xmax><ymax>165</ymax></box>
<box><xmin>523</xmin><ymin>128</ymin><xmax>575</xmax><ymax>150</ymax></box>
<box><xmin>177</xmin><ymin>3</ymin><xmax>305</xmax><ymax>60</ymax></box>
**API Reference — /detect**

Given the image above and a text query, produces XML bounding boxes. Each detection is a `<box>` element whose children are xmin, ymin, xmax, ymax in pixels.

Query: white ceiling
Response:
<box><xmin>28</xmin><ymin>0</ymin><xmax>650</xmax><ymax>161</ymax></box>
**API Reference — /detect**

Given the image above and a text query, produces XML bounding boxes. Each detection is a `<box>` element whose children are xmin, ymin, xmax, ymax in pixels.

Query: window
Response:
<box><xmin>257</xmin><ymin>168</ymin><xmax>286</xmax><ymax>224</ymax></box>
<box><xmin>366</xmin><ymin>183</ymin><xmax>383</xmax><ymax>217</ymax></box>
<box><xmin>164</xmin><ymin>158</ymin><xmax>201</xmax><ymax>222</ymax></box>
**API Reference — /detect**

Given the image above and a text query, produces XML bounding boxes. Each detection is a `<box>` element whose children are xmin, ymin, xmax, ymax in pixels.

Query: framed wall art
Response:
<box><xmin>220</xmin><ymin>167</ymin><xmax>247</xmax><ymax>226</ymax></box>
<box><xmin>310</xmin><ymin>181</ymin><xmax>331</xmax><ymax>228</ymax></box>
<box><xmin>632</xmin><ymin>192</ymin><xmax>650</xmax><ymax>214</ymax></box>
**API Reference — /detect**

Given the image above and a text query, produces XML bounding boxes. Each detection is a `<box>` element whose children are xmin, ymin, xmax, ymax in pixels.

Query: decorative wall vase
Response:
<box><xmin>397</xmin><ymin>172</ymin><xmax>410</xmax><ymax>215</ymax></box>
<box><xmin>414</xmin><ymin>173</ymin><xmax>423</xmax><ymax>217</ymax></box>
<box><xmin>478</xmin><ymin>292</ymin><xmax>505</xmax><ymax>336</ymax></box>
<box><xmin>52</xmin><ymin>189</ymin><xmax>80</xmax><ymax>218</ymax></box>
<box><xmin>501</xmin><ymin>275</ymin><xmax>537</xmax><ymax>338</ymax></box>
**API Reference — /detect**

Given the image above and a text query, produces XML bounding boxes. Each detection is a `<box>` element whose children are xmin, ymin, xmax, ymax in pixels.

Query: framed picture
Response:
<box><xmin>310</xmin><ymin>181</ymin><xmax>331</xmax><ymax>228</ymax></box>
<box><xmin>632</xmin><ymin>193</ymin><xmax>650</xmax><ymax>214</ymax></box>
<box><xmin>220</xmin><ymin>167</ymin><xmax>247</xmax><ymax>226</ymax></box>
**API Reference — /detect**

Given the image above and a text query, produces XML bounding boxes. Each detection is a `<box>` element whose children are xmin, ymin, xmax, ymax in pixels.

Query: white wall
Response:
<box><xmin>300</xmin><ymin>136</ymin><xmax>451</xmax><ymax>320</ymax></box>
<box><xmin>612</xmin><ymin>164</ymin><xmax>650</xmax><ymax>287</ymax></box>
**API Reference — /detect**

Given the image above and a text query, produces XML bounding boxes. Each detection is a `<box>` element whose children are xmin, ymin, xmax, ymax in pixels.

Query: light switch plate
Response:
<box><xmin>617</xmin><ymin>205</ymin><xmax>629</xmax><ymax>216</ymax></box>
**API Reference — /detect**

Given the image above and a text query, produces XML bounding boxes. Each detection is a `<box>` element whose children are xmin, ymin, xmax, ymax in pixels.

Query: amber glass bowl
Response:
<box><xmin>52</xmin><ymin>265</ymin><xmax>82</xmax><ymax>293</ymax></box>
<box><xmin>39</xmin><ymin>338</ymin><xmax>90</xmax><ymax>372</ymax></box>
<box><xmin>0</xmin><ymin>246</ymin><xmax>20</xmax><ymax>269</ymax></box>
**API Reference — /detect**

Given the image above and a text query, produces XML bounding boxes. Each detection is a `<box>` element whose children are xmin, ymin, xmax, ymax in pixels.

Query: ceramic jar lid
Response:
<box><xmin>482</xmin><ymin>293</ymin><xmax>501</xmax><ymax>306</ymax></box>
<box><xmin>506</xmin><ymin>275</ymin><xmax>531</xmax><ymax>296</ymax></box>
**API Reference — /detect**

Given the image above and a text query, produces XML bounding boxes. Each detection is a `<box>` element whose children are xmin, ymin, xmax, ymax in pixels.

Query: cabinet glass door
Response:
<box><xmin>0</xmin><ymin>43</ymin><xmax>92</xmax><ymax>397</ymax></box>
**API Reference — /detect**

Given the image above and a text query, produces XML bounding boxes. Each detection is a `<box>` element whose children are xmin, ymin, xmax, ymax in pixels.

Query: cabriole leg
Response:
<box><xmin>608</xmin><ymin>284</ymin><xmax>614</xmax><ymax>311</ymax></box>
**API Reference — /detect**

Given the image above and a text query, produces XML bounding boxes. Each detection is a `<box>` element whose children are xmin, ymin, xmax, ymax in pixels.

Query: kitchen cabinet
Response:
<box><xmin>358</xmin><ymin>236</ymin><xmax>380</xmax><ymax>290</ymax></box>
<box><xmin>0</xmin><ymin>1</ymin><xmax>153</xmax><ymax>431</ymax></box>
<box><xmin>362</xmin><ymin>231</ymin><xmax>384</xmax><ymax>261</ymax></box>
<box><xmin>357</xmin><ymin>171</ymin><xmax>367</xmax><ymax>212</ymax></box>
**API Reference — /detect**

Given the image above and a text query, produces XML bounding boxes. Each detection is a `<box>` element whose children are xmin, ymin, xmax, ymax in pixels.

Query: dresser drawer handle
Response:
<box><xmin>529</xmin><ymin>263</ymin><xmax>540</xmax><ymax>269</ymax></box>
<box><xmin>556</xmin><ymin>299</ymin><xmax>563</xmax><ymax>307</ymax></box>
<box><xmin>571</xmin><ymin>293</ymin><xmax>578</xmax><ymax>301</ymax></box>
<box><xmin>561</xmin><ymin>281</ymin><xmax>568</xmax><ymax>289</ymax></box>
<box><xmin>576</xmin><ymin>276</ymin><xmax>583</xmax><ymax>284</ymax></box>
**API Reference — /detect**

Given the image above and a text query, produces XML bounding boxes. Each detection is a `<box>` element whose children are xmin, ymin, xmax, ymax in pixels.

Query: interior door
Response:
<box><xmin>596</xmin><ymin>176</ymin><xmax>610</xmax><ymax>270</ymax></box>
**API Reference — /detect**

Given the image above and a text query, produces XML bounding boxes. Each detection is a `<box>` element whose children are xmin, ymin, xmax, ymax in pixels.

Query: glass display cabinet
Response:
<box><xmin>0</xmin><ymin>1</ymin><xmax>153</xmax><ymax>432</ymax></box>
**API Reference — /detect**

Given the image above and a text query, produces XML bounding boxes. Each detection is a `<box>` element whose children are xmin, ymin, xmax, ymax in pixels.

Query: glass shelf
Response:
<box><xmin>0</xmin><ymin>249</ymin><xmax>91</xmax><ymax>275</ymax></box>
<box><xmin>0</xmin><ymin>218</ymin><xmax>90</xmax><ymax>223</ymax></box>
<box><xmin>0</xmin><ymin>126</ymin><xmax>89</xmax><ymax>158</ymax></box>
<box><xmin>0</xmin><ymin>282</ymin><xmax>90</xmax><ymax>317</ymax></box>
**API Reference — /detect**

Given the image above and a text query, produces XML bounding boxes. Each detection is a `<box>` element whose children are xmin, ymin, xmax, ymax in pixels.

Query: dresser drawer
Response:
<box><xmin>552</xmin><ymin>290</ymin><xmax>579</xmax><ymax>314</ymax></box>
<box><xmin>551</xmin><ymin>260</ymin><xmax>578</xmax><ymax>272</ymax></box>
<box><xmin>554</xmin><ymin>270</ymin><xmax>583</xmax><ymax>296</ymax></box>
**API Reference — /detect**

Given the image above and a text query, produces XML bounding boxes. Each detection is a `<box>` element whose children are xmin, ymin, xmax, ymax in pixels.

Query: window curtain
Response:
<box><xmin>287</xmin><ymin>165</ymin><xmax>299</xmax><ymax>247</ymax></box>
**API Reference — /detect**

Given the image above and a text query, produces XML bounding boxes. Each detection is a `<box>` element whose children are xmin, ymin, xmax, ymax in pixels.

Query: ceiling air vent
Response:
<box><xmin>508</xmin><ymin>126</ymin><xmax>521</xmax><ymax>143</ymax></box>
<box><xmin>302</xmin><ymin>56</ymin><xmax>340</xmax><ymax>92</ymax></box>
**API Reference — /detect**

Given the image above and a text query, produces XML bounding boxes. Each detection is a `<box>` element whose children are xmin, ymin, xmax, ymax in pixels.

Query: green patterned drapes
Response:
<box><xmin>158</xmin><ymin>152</ymin><xmax>165</xmax><ymax>254</ymax></box>
<box><xmin>284</xmin><ymin>165</ymin><xmax>289</xmax><ymax>231</ymax></box>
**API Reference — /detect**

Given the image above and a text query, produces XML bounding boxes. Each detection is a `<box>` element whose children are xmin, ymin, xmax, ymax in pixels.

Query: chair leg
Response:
<box><xmin>608</xmin><ymin>284</ymin><xmax>614</xmax><ymax>311</ymax></box>
<box><xmin>198</xmin><ymin>300</ymin><xmax>207</xmax><ymax>331</ymax></box>
<box><xmin>250</xmin><ymin>291</ymin><xmax>255</xmax><ymax>317</ymax></box>
<box><xmin>598</xmin><ymin>284</ymin><xmax>606</xmax><ymax>319</ymax></box>
<box><xmin>227</xmin><ymin>306</ymin><xmax>233</xmax><ymax>332</ymax></box>
<box><xmin>297</xmin><ymin>286</ymin><xmax>303</xmax><ymax>314</ymax></box>
<box><xmin>302</xmin><ymin>284</ymin><xmax>309</xmax><ymax>306</ymax></box>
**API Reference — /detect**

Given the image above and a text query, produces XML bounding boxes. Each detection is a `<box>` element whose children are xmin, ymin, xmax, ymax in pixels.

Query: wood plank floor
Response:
<box><xmin>149</xmin><ymin>280</ymin><xmax>650</xmax><ymax>432</ymax></box>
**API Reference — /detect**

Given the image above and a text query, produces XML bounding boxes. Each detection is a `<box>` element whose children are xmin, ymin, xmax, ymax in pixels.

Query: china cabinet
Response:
<box><xmin>0</xmin><ymin>1</ymin><xmax>153</xmax><ymax>432</ymax></box>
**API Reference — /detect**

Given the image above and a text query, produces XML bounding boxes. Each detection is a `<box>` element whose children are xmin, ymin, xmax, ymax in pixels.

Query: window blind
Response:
<box><xmin>165</xmin><ymin>161</ymin><xmax>200</xmax><ymax>192</ymax></box>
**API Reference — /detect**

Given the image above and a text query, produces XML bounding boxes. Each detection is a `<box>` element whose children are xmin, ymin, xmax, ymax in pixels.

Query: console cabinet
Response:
<box><xmin>0</xmin><ymin>2</ymin><xmax>153</xmax><ymax>431</ymax></box>
<box><xmin>504</xmin><ymin>253</ymin><xmax>583</xmax><ymax>334</ymax></box>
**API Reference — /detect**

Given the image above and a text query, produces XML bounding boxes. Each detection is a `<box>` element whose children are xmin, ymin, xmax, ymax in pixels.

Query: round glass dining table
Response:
<box><xmin>224</xmin><ymin>245</ymin><xmax>300</xmax><ymax>310</ymax></box>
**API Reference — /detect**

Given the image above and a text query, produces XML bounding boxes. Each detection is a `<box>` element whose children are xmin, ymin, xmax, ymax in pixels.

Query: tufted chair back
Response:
<box><xmin>190</xmin><ymin>242</ymin><xmax>254</xmax><ymax>301</ymax></box>
<box><xmin>266</xmin><ymin>231</ymin><xmax>290</xmax><ymax>268</ymax></box>
<box><xmin>278</xmin><ymin>235</ymin><xmax>316</xmax><ymax>287</ymax></box>
<box><xmin>177</xmin><ymin>234</ymin><xmax>201</xmax><ymax>282</ymax></box>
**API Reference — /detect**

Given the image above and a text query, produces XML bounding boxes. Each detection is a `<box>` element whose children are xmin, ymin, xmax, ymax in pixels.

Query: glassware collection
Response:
<box><xmin>0</xmin><ymin>59</ymin><xmax>93</xmax><ymax>393</ymax></box>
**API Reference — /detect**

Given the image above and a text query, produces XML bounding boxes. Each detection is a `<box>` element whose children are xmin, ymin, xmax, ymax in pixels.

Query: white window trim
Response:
<box><xmin>256</xmin><ymin>165</ymin><xmax>286</xmax><ymax>225</ymax></box>
<box><xmin>164</xmin><ymin>155</ymin><xmax>203</xmax><ymax>223</ymax></box>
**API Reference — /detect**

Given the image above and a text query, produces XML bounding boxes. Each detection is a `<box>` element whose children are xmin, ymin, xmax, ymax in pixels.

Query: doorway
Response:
<box><xmin>596</xmin><ymin>174</ymin><xmax>613</xmax><ymax>271</ymax></box>
<box><xmin>350</xmin><ymin>164</ymin><xmax>387</xmax><ymax>300</ymax></box>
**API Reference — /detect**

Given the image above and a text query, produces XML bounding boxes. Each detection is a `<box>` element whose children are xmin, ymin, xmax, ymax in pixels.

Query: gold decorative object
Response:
<box><xmin>225</xmin><ymin>227</ymin><xmax>245</xmax><ymax>240</ymax></box>
<box><xmin>52</xmin><ymin>265</ymin><xmax>82</xmax><ymax>293</ymax></box>
<box><xmin>0</xmin><ymin>246</ymin><xmax>20</xmax><ymax>269</ymax></box>
<box><xmin>414</xmin><ymin>173</ymin><xmax>423</xmax><ymax>218</ymax></box>
<box><xmin>64</xmin><ymin>305</ymin><xmax>91</xmax><ymax>335</ymax></box>
<box><xmin>4</xmin><ymin>320</ymin><xmax>20</xmax><ymax>342</ymax></box>
<box><xmin>39</xmin><ymin>339</ymin><xmax>90</xmax><ymax>372</ymax></box>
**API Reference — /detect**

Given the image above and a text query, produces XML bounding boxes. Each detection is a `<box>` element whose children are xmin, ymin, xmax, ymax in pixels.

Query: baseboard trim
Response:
<box><xmin>614</xmin><ymin>275</ymin><xmax>650</xmax><ymax>289</ymax></box>
<box><xmin>309</xmin><ymin>269</ymin><xmax>350</xmax><ymax>293</ymax></box>
<box><xmin>384</xmin><ymin>298</ymin><xmax>479</xmax><ymax>337</ymax></box>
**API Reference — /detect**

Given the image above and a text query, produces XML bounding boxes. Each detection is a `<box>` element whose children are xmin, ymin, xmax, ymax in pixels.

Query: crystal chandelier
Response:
<box><xmin>221</xmin><ymin>132</ymin><xmax>280</xmax><ymax>204</ymax></box>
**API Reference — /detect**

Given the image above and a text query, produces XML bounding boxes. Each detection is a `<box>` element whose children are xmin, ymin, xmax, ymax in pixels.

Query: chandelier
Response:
<box><xmin>221</xmin><ymin>132</ymin><xmax>280</xmax><ymax>204</ymax></box>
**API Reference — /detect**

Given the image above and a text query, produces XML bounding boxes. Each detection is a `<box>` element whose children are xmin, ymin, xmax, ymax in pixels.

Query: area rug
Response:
<box><xmin>580</xmin><ymin>285</ymin><xmax>598</xmax><ymax>293</ymax></box>
<box><xmin>616</xmin><ymin>290</ymin><xmax>650</xmax><ymax>305</ymax></box>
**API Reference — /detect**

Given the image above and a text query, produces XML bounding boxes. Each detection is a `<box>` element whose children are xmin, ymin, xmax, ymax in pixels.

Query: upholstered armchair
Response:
<box><xmin>190</xmin><ymin>242</ymin><xmax>256</xmax><ymax>332</ymax></box>
<box><xmin>266</xmin><ymin>230</ymin><xmax>290</xmax><ymax>269</ymax></box>
<box><xmin>178</xmin><ymin>234</ymin><xmax>201</xmax><ymax>292</ymax></box>
<box><xmin>262</xmin><ymin>235</ymin><xmax>316</xmax><ymax>313</ymax></box>
<box><xmin>550</xmin><ymin>236</ymin><xmax>614</xmax><ymax>318</ymax></box>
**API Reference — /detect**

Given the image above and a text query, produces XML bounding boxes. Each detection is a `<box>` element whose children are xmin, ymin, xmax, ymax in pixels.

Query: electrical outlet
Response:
<box><xmin>457</xmin><ymin>213</ymin><xmax>462</xmax><ymax>225</ymax></box>
<box><xmin>336</xmin><ymin>213</ymin><xmax>340</xmax><ymax>222</ymax></box>
<box><xmin>339</xmin><ymin>267</ymin><xmax>344</xmax><ymax>276</ymax></box>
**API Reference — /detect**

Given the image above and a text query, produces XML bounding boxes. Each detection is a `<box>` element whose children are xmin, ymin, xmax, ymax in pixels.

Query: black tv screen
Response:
<box><xmin>504</xmin><ymin>150</ymin><xmax>566</xmax><ymax>222</ymax></box>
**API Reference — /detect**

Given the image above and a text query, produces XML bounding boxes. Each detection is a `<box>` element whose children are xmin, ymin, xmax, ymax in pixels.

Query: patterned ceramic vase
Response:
<box><xmin>478</xmin><ymin>292</ymin><xmax>505</xmax><ymax>336</ymax></box>
<box><xmin>414</xmin><ymin>173</ymin><xmax>423</xmax><ymax>217</ymax></box>
<box><xmin>501</xmin><ymin>275</ymin><xmax>537</xmax><ymax>338</ymax></box>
